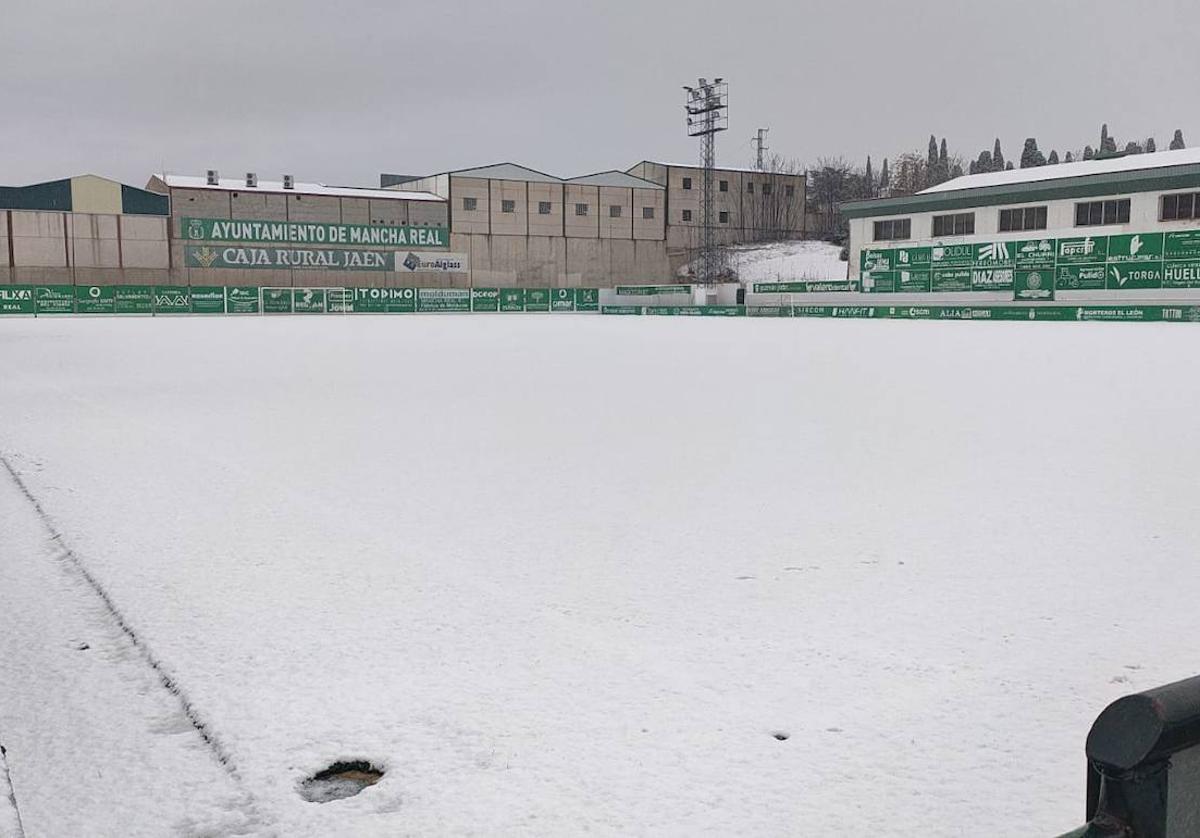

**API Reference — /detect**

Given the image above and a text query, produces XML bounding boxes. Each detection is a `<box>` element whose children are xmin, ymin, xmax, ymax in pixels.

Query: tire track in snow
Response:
<box><xmin>0</xmin><ymin>454</ymin><xmax>266</xmax><ymax>828</ymax></box>
<box><xmin>0</xmin><ymin>742</ymin><xmax>26</xmax><ymax>838</ymax></box>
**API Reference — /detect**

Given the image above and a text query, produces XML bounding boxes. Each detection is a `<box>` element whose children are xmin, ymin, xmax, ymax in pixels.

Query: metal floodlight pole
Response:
<box><xmin>684</xmin><ymin>78</ymin><xmax>728</xmax><ymax>286</ymax></box>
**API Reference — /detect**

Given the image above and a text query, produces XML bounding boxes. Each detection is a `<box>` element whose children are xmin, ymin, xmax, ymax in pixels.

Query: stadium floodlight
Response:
<box><xmin>683</xmin><ymin>78</ymin><xmax>728</xmax><ymax>286</ymax></box>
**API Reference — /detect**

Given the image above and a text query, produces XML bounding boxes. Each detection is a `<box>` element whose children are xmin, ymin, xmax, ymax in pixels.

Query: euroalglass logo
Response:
<box><xmin>403</xmin><ymin>252</ymin><xmax>421</xmax><ymax>271</ymax></box>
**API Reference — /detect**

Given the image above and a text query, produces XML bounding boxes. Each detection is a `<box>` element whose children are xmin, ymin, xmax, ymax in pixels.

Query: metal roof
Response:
<box><xmin>154</xmin><ymin>174</ymin><xmax>443</xmax><ymax>202</ymax></box>
<box><xmin>628</xmin><ymin>160</ymin><xmax>805</xmax><ymax>176</ymax></box>
<box><xmin>566</xmin><ymin>170</ymin><xmax>663</xmax><ymax>189</ymax></box>
<box><xmin>441</xmin><ymin>163</ymin><xmax>564</xmax><ymax>183</ymax></box>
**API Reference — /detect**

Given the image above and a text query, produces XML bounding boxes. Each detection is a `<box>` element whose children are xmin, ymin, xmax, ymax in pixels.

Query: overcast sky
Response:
<box><xmin>4</xmin><ymin>0</ymin><xmax>1198</xmax><ymax>188</ymax></box>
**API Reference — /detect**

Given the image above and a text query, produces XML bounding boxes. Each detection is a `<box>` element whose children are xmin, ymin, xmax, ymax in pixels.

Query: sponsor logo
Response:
<box><xmin>977</xmin><ymin>242</ymin><xmax>1010</xmax><ymax>262</ymax></box>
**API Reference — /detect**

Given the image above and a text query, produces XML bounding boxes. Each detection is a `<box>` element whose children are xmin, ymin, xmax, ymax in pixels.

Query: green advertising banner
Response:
<box><xmin>225</xmin><ymin>286</ymin><xmax>260</xmax><ymax>314</ymax></box>
<box><xmin>1014</xmin><ymin>270</ymin><xmax>1055</xmax><ymax>301</ymax></box>
<box><xmin>1165</xmin><ymin>230</ymin><xmax>1200</xmax><ymax>260</ymax></box>
<box><xmin>182</xmin><ymin>217</ymin><xmax>448</xmax><ymax>249</ymax></box>
<box><xmin>1077</xmin><ymin>306</ymin><xmax>1163</xmax><ymax>322</ymax></box>
<box><xmin>352</xmin><ymin>287</ymin><xmax>415</xmax><ymax>313</ymax></box>
<box><xmin>1055</xmin><ymin>265</ymin><xmax>1107</xmax><ymax>291</ymax></box>
<box><xmin>292</xmin><ymin>288</ymin><xmax>326</xmax><ymax>313</ymax></box>
<box><xmin>970</xmin><ymin>268</ymin><xmax>1014</xmax><ymax>292</ymax></box>
<box><xmin>1056</xmin><ymin>235</ymin><xmax>1107</xmax><ymax>265</ymax></box>
<box><xmin>931</xmin><ymin>243</ymin><xmax>975</xmax><ymax>268</ymax></box>
<box><xmin>325</xmin><ymin>288</ymin><xmax>353</xmax><ymax>313</ymax></box>
<box><xmin>416</xmin><ymin>288</ymin><xmax>470</xmax><ymax>312</ymax></box>
<box><xmin>601</xmin><ymin>305</ymin><xmax>644</xmax><ymax>315</ymax></box>
<box><xmin>189</xmin><ymin>286</ymin><xmax>226</xmax><ymax>314</ymax></box>
<box><xmin>1106</xmin><ymin>263</ymin><xmax>1163</xmax><ymax>290</ymax></box>
<box><xmin>152</xmin><ymin>286</ymin><xmax>191</xmax><ymax>314</ymax></box>
<box><xmin>746</xmin><ymin>305</ymin><xmax>793</xmax><ymax>317</ymax></box>
<box><xmin>644</xmin><ymin>305</ymin><xmax>743</xmax><ymax>316</ymax></box>
<box><xmin>861</xmin><ymin>250</ymin><xmax>892</xmax><ymax>273</ymax></box>
<box><xmin>549</xmin><ymin>288</ymin><xmax>575</xmax><ymax>312</ymax></box>
<box><xmin>751</xmin><ymin>280</ymin><xmax>856</xmax><ymax>293</ymax></box>
<box><xmin>1162</xmin><ymin>306</ymin><xmax>1200</xmax><ymax>322</ymax></box>
<box><xmin>931</xmin><ymin>268</ymin><xmax>971</xmax><ymax>292</ymax></box>
<box><xmin>1107</xmin><ymin>232</ymin><xmax>1164</xmax><ymax>264</ymax></box>
<box><xmin>614</xmin><ymin>284</ymin><xmax>691</xmax><ymax>296</ymax></box>
<box><xmin>0</xmin><ymin>286</ymin><xmax>35</xmax><ymax>314</ymax></box>
<box><xmin>1014</xmin><ymin>239</ymin><xmax>1057</xmax><ymax>269</ymax></box>
<box><xmin>574</xmin><ymin>288</ymin><xmax>599</xmax><ymax>311</ymax></box>
<box><xmin>35</xmin><ymin>286</ymin><xmax>75</xmax><ymax>314</ymax></box>
<box><xmin>76</xmin><ymin>285</ymin><xmax>115</xmax><ymax>314</ymax></box>
<box><xmin>524</xmin><ymin>289</ymin><xmax>550</xmax><ymax>312</ymax></box>
<box><xmin>894</xmin><ymin>246</ymin><xmax>931</xmax><ymax>270</ymax></box>
<box><xmin>1163</xmin><ymin>260</ymin><xmax>1200</xmax><ymax>288</ymax></box>
<box><xmin>973</xmin><ymin>241</ymin><xmax>1015</xmax><ymax>268</ymax></box>
<box><xmin>896</xmin><ymin>270</ymin><xmax>930</xmax><ymax>293</ymax></box>
<box><xmin>498</xmin><ymin>288</ymin><xmax>525</xmax><ymax>312</ymax></box>
<box><xmin>185</xmin><ymin>245</ymin><xmax>395</xmax><ymax>271</ymax></box>
<box><xmin>113</xmin><ymin>286</ymin><xmax>153</xmax><ymax>314</ymax></box>
<box><xmin>471</xmin><ymin>287</ymin><xmax>500</xmax><ymax>312</ymax></box>
<box><xmin>261</xmin><ymin>288</ymin><xmax>292</xmax><ymax>314</ymax></box>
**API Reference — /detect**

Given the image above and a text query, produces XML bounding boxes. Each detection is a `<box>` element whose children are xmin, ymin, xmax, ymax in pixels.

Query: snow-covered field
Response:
<box><xmin>680</xmin><ymin>239</ymin><xmax>847</xmax><ymax>283</ymax></box>
<box><xmin>2</xmin><ymin>315</ymin><xmax>1199</xmax><ymax>837</ymax></box>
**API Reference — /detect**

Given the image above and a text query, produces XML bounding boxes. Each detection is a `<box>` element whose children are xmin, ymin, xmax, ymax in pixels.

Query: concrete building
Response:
<box><xmin>625</xmin><ymin>161</ymin><xmax>807</xmax><ymax>273</ymax></box>
<box><xmin>145</xmin><ymin>173</ymin><xmax>454</xmax><ymax>288</ymax></box>
<box><xmin>841</xmin><ymin>148</ymin><xmax>1200</xmax><ymax>302</ymax></box>
<box><xmin>395</xmin><ymin>163</ymin><xmax>669</xmax><ymax>287</ymax></box>
<box><xmin>0</xmin><ymin>174</ymin><xmax>170</xmax><ymax>286</ymax></box>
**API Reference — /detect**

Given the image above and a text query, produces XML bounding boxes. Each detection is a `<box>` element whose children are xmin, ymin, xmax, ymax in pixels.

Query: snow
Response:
<box><xmin>679</xmin><ymin>239</ymin><xmax>847</xmax><ymax>282</ymax></box>
<box><xmin>920</xmin><ymin>146</ymin><xmax>1200</xmax><ymax>194</ymax></box>
<box><xmin>3</xmin><ymin>315</ymin><xmax>1200</xmax><ymax>836</ymax></box>
<box><xmin>155</xmin><ymin>173</ymin><xmax>441</xmax><ymax>202</ymax></box>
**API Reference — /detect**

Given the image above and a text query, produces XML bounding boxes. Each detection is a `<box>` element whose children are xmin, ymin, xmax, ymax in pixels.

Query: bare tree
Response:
<box><xmin>887</xmin><ymin>151</ymin><xmax>929</xmax><ymax>197</ymax></box>
<box><xmin>806</xmin><ymin>156</ymin><xmax>855</xmax><ymax>240</ymax></box>
<box><xmin>743</xmin><ymin>154</ymin><xmax>807</xmax><ymax>243</ymax></box>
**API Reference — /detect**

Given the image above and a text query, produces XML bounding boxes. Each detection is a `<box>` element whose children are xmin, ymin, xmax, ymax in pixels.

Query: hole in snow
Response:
<box><xmin>299</xmin><ymin>760</ymin><xmax>384</xmax><ymax>803</ymax></box>
<box><xmin>772</xmin><ymin>731</ymin><xmax>790</xmax><ymax>741</ymax></box>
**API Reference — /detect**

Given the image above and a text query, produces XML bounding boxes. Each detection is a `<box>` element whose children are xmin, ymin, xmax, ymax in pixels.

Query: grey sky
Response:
<box><xmin>4</xmin><ymin>0</ymin><xmax>1198</xmax><ymax>188</ymax></box>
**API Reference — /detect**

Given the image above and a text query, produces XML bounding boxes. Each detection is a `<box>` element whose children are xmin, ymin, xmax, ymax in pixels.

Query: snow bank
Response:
<box><xmin>2</xmin><ymin>316</ymin><xmax>1198</xmax><ymax>836</ymax></box>
<box><xmin>679</xmin><ymin>239</ymin><xmax>847</xmax><ymax>283</ymax></box>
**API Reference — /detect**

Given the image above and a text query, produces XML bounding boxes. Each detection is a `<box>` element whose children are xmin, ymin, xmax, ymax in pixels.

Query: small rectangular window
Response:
<box><xmin>873</xmin><ymin>218</ymin><xmax>911</xmax><ymax>241</ymax></box>
<box><xmin>1180</xmin><ymin>194</ymin><xmax>1196</xmax><ymax>219</ymax></box>
<box><xmin>682</xmin><ymin>209</ymin><xmax>693</xmax><ymax>222</ymax></box>
<box><xmin>932</xmin><ymin>213</ymin><xmax>974</xmax><ymax>237</ymax></box>
<box><xmin>747</xmin><ymin>182</ymin><xmax>755</xmax><ymax>194</ymax></box>
<box><xmin>609</xmin><ymin>205</ymin><xmax>622</xmax><ymax>218</ymax></box>
<box><xmin>785</xmin><ymin>184</ymin><xmax>795</xmax><ymax>198</ymax></box>
<box><xmin>642</xmin><ymin>207</ymin><xmax>654</xmax><ymax>219</ymax></box>
<box><xmin>682</xmin><ymin>177</ymin><xmax>692</xmax><ymax>190</ymax></box>
<box><xmin>1162</xmin><ymin>193</ymin><xmax>1198</xmax><ymax>221</ymax></box>
<box><xmin>1077</xmin><ymin>199</ymin><xmax>1130</xmax><ymax>226</ymax></box>
<box><xmin>762</xmin><ymin>183</ymin><xmax>772</xmax><ymax>196</ymax></box>
<box><xmin>719</xmin><ymin>211</ymin><xmax>729</xmax><ymax>223</ymax></box>
<box><xmin>719</xmin><ymin>180</ymin><xmax>728</xmax><ymax>192</ymax></box>
<box><xmin>575</xmin><ymin>203</ymin><xmax>589</xmax><ymax>216</ymax></box>
<box><xmin>1000</xmin><ymin>206</ymin><xmax>1047</xmax><ymax>232</ymax></box>
<box><xmin>501</xmin><ymin>199</ymin><xmax>516</xmax><ymax>214</ymax></box>
<box><xmin>463</xmin><ymin>197</ymin><xmax>477</xmax><ymax>211</ymax></box>
<box><xmin>538</xmin><ymin>201</ymin><xmax>552</xmax><ymax>215</ymax></box>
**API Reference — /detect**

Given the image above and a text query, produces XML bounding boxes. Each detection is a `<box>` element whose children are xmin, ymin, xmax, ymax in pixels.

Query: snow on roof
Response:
<box><xmin>921</xmin><ymin>147</ymin><xmax>1200</xmax><ymax>195</ymax></box>
<box><xmin>566</xmin><ymin>170</ymin><xmax>663</xmax><ymax>189</ymax></box>
<box><xmin>156</xmin><ymin>174</ymin><xmax>443</xmax><ymax>202</ymax></box>
<box><xmin>444</xmin><ymin>163</ymin><xmax>564</xmax><ymax>183</ymax></box>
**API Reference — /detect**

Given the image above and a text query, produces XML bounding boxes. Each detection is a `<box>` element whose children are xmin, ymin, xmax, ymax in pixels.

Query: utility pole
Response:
<box><xmin>683</xmin><ymin>77</ymin><xmax>728</xmax><ymax>286</ymax></box>
<box><xmin>752</xmin><ymin>127</ymin><xmax>769</xmax><ymax>170</ymax></box>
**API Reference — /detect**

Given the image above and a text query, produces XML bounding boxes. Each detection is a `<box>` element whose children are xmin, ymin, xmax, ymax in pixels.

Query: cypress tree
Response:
<box><xmin>1020</xmin><ymin>138</ymin><xmax>1046</xmax><ymax>168</ymax></box>
<box><xmin>1083</xmin><ymin>145</ymin><xmax>1096</xmax><ymax>160</ymax></box>
<box><xmin>1170</xmin><ymin>129</ymin><xmax>1186</xmax><ymax>150</ymax></box>
<box><xmin>992</xmin><ymin>139</ymin><xmax>1005</xmax><ymax>172</ymax></box>
<box><xmin>880</xmin><ymin>158</ymin><xmax>890</xmax><ymax>191</ymax></box>
<box><xmin>1145</xmin><ymin>137</ymin><xmax>1157</xmax><ymax>153</ymax></box>
<box><xmin>1064</xmin><ymin>151</ymin><xmax>1074</xmax><ymax>163</ymax></box>
<box><xmin>1048</xmin><ymin>150</ymin><xmax>1059</xmax><ymax>165</ymax></box>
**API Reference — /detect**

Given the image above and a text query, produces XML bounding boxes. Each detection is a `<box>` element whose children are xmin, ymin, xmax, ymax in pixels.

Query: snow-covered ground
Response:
<box><xmin>2</xmin><ymin>315</ymin><xmax>1199</xmax><ymax>837</ymax></box>
<box><xmin>679</xmin><ymin>239</ymin><xmax>847</xmax><ymax>283</ymax></box>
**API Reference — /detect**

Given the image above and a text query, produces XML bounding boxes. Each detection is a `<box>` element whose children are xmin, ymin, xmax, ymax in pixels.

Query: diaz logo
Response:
<box><xmin>192</xmin><ymin>247</ymin><xmax>219</xmax><ymax>268</ymax></box>
<box><xmin>977</xmin><ymin>242</ymin><xmax>1010</xmax><ymax>262</ymax></box>
<box><xmin>186</xmin><ymin>219</ymin><xmax>204</xmax><ymax>240</ymax></box>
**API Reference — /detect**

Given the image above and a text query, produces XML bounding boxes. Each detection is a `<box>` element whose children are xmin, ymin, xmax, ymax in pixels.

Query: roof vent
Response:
<box><xmin>206</xmin><ymin>169</ymin><xmax>219</xmax><ymax>186</ymax></box>
<box><xmin>245</xmin><ymin>172</ymin><xmax>257</xmax><ymax>188</ymax></box>
<box><xmin>283</xmin><ymin>174</ymin><xmax>295</xmax><ymax>190</ymax></box>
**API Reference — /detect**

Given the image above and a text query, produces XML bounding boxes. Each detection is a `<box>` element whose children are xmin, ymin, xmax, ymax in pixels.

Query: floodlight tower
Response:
<box><xmin>683</xmin><ymin>78</ymin><xmax>728</xmax><ymax>285</ymax></box>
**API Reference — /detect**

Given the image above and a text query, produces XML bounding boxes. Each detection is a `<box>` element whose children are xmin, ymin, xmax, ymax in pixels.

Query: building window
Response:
<box><xmin>575</xmin><ymin>203</ymin><xmax>589</xmax><ymax>216</ymax></box>
<box><xmin>463</xmin><ymin>197</ymin><xmax>477</xmax><ymax>211</ymax></box>
<box><xmin>719</xmin><ymin>180</ymin><xmax>728</xmax><ymax>192</ymax></box>
<box><xmin>785</xmin><ymin>184</ymin><xmax>795</xmax><ymax>198</ymax></box>
<box><xmin>762</xmin><ymin>183</ymin><xmax>772</xmax><ymax>196</ymax></box>
<box><xmin>999</xmin><ymin>206</ymin><xmax>1048</xmax><ymax>232</ymax></box>
<box><xmin>873</xmin><ymin>218</ymin><xmax>911</xmax><ymax>241</ymax></box>
<box><xmin>1162</xmin><ymin>193</ymin><xmax>1199</xmax><ymax>221</ymax></box>
<box><xmin>501</xmin><ymin>199</ymin><xmax>516</xmax><ymax>214</ymax></box>
<box><xmin>642</xmin><ymin>207</ymin><xmax>655</xmax><ymax>219</ymax></box>
<box><xmin>682</xmin><ymin>177</ymin><xmax>692</xmax><ymax>190</ymax></box>
<box><xmin>719</xmin><ymin>211</ymin><xmax>730</xmax><ymax>223</ymax></box>
<box><xmin>609</xmin><ymin>205</ymin><xmax>622</xmax><ymax>218</ymax></box>
<box><xmin>1075</xmin><ymin>199</ymin><xmax>1130</xmax><ymax>226</ymax></box>
<box><xmin>932</xmin><ymin>212</ymin><xmax>975</xmax><ymax>237</ymax></box>
<box><xmin>538</xmin><ymin>201</ymin><xmax>552</xmax><ymax>215</ymax></box>
<box><xmin>747</xmin><ymin>182</ymin><xmax>755</xmax><ymax>194</ymax></box>
<box><xmin>682</xmin><ymin>209</ymin><xmax>693</xmax><ymax>222</ymax></box>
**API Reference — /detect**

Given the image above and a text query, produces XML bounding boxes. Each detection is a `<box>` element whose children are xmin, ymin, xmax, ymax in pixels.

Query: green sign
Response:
<box><xmin>864</xmin><ymin>272</ymin><xmax>895</xmax><ymax>293</ymax></box>
<box><xmin>292</xmin><ymin>288</ymin><xmax>326</xmax><ymax>313</ymax></box>
<box><xmin>894</xmin><ymin>246</ymin><xmax>931</xmax><ymax>269</ymax></box>
<box><xmin>931</xmin><ymin>268</ymin><xmax>971</xmax><ymax>292</ymax></box>
<box><xmin>182</xmin><ymin>217</ymin><xmax>448</xmax><ymax>249</ymax></box>
<box><xmin>0</xmin><ymin>286</ymin><xmax>35</xmax><ymax>314</ymax></box>
<box><xmin>1055</xmin><ymin>265</ymin><xmax>1106</xmax><ymax>291</ymax></box>
<box><xmin>601</xmin><ymin>305</ymin><xmax>643</xmax><ymax>315</ymax></box>
<box><xmin>751</xmin><ymin>280</ymin><xmax>856</xmax><ymax>293</ymax></box>
<box><xmin>614</xmin><ymin>284</ymin><xmax>691</xmax><ymax>296</ymax></box>
<box><xmin>110</xmin><ymin>286</ymin><xmax>153</xmax><ymax>314</ymax></box>
<box><xmin>931</xmin><ymin>243</ymin><xmax>975</xmax><ymax>268</ymax></box>
<box><xmin>574</xmin><ymin>288</ymin><xmax>599</xmax><ymax>311</ymax></box>
<box><xmin>973</xmin><ymin>241</ymin><xmax>1015</xmax><ymax>267</ymax></box>
<box><xmin>152</xmin><ymin>286</ymin><xmax>191</xmax><ymax>314</ymax></box>
<box><xmin>326</xmin><ymin>288</ymin><xmax>353</xmax><ymax>313</ymax></box>
<box><xmin>225</xmin><ymin>286</ymin><xmax>260</xmax><ymax>314</ymax></box>
<box><xmin>353</xmin><ymin>287</ymin><xmax>415</xmax><ymax>313</ymax></box>
<box><xmin>35</xmin><ymin>286</ymin><xmax>75</xmax><ymax>314</ymax></box>
<box><xmin>746</xmin><ymin>305</ymin><xmax>792</xmax><ymax>317</ymax></box>
<box><xmin>189</xmin><ymin>286</ymin><xmax>226</xmax><ymax>314</ymax></box>
<box><xmin>1163</xmin><ymin>260</ymin><xmax>1200</xmax><ymax>288</ymax></box>
<box><xmin>416</xmin><ymin>288</ymin><xmax>470</xmax><ymax>312</ymax></box>
<box><xmin>471</xmin><ymin>287</ymin><xmax>500</xmax><ymax>312</ymax></box>
<box><xmin>896</xmin><ymin>270</ymin><xmax>930</xmax><ymax>293</ymax></box>
<box><xmin>549</xmin><ymin>288</ymin><xmax>575</xmax><ymax>312</ymax></box>
<box><xmin>1014</xmin><ymin>239</ymin><xmax>1057</xmax><ymax>269</ymax></box>
<box><xmin>970</xmin><ymin>268</ymin><xmax>1014</xmax><ymax>292</ymax></box>
<box><xmin>861</xmin><ymin>249</ymin><xmax>891</xmax><ymax>273</ymax></box>
<box><xmin>499</xmin><ymin>288</ymin><xmax>525</xmax><ymax>312</ymax></box>
<box><xmin>76</xmin><ymin>285</ymin><xmax>115</xmax><ymax>314</ymax></box>
<box><xmin>524</xmin><ymin>289</ymin><xmax>550</xmax><ymax>312</ymax></box>
<box><xmin>1056</xmin><ymin>236</ymin><xmax>1107</xmax><ymax>265</ymax></box>
<box><xmin>185</xmin><ymin>245</ymin><xmax>395</xmax><ymax>271</ymax></box>
<box><xmin>1165</xmin><ymin>230</ymin><xmax>1200</xmax><ymax>260</ymax></box>
<box><xmin>1106</xmin><ymin>263</ymin><xmax>1163</xmax><ymax>290</ymax></box>
<box><xmin>644</xmin><ymin>305</ymin><xmax>743</xmax><ymax>316</ymax></box>
<box><xmin>1014</xmin><ymin>270</ymin><xmax>1055</xmax><ymax>301</ymax></box>
<box><xmin>1077</xmin><ymin>306</ymin><xmax>1162</xmax><ymax>322</ymax></box>
<box><xmin>261</xmin><ymin>288</ymin><xmax>292</xmax><ymax>314</ymax></box>
<box><xmin>1107</xmin><ymin>232</ymin><xmax>1163</xmax><ymax>264</ymax></box>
